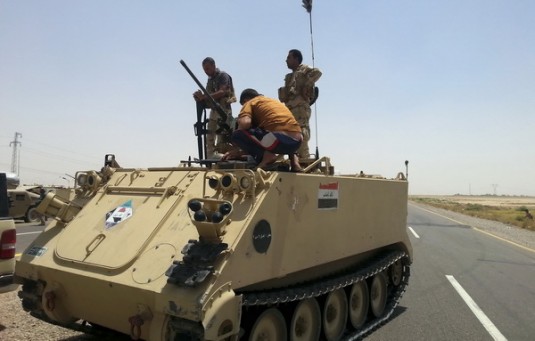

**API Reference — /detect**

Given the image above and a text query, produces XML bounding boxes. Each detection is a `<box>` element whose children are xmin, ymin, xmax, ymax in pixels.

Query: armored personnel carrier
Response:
<box><xmin>14</xmin><ymin>152</ymin><xmax>411</xmax><ymax>340</ymax></box>
<box><xmin>14</xmin><ymin>61</ymin><xmax>412</xmax><ymax>340</ymax></box>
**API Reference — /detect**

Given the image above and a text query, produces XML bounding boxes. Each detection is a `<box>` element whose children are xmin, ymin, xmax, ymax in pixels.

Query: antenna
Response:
<box><xmin>302</xmin><ymin>0</ymin><xmax>320</xmax><ymax>159</ymax></box>
<box><xmin>9</xmin><ymin>132</ymin><xmax>22</xmax><ymax>176</ymax></box>
<box><xmin>302</xmin><ymin>0</ymin><xmax>315</xmax><ymax>68</ymax></box>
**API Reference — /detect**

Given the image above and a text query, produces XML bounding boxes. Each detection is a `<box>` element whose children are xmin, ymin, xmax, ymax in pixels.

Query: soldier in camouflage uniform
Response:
<box><xmin>193</xmin><ymin>57</ymin><xmax>236</xmax><ymax>158</ymax></box>
<box><xmin>278</xmin><ymin>49</ymin><xmax>322</xmax><ymax>159</ymax></box>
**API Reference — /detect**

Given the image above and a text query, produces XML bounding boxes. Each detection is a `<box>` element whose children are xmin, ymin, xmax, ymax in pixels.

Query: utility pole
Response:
<box><xmin>491</xmin><ymin>184</ymin><xmax>498</xmax><ymax>196</ymax></box>
<box><xmin>9</xmin><ymin>132</ymin><xmax>22</xmax><ymax>175</ymax></box>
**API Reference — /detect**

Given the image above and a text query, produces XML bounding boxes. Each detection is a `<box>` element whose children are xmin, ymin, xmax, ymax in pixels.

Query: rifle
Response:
<box><xmin>180</xmin><ymin>60</ymin><xmax>231</xmax><ymax>135</ymax></box>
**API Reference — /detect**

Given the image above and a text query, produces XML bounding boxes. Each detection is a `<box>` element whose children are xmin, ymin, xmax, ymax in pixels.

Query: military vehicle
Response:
<box><xmin>14</xmin><ymin>62</ymin><xmax>412</xmax><ymax>340</ymax></box>
<box><xmin>7</xmin><ymin>185</ymin><xmax>42</xmax><ymax>223</ymax></box>
<box><xmin>14</xmin><ymin>152</ymin><xmax>411</xmax><ymax>340</ymax></box>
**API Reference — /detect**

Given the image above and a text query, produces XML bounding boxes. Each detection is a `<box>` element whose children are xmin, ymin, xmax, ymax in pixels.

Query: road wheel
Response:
<box><xmin>322</xmin><ymin>289</ymin><xmax>348</xmax><ymax>341</ymax></box>
<box><xmin>26</xmin><ymin>207</ymin><xmax>41</xmax><ymax>223</ymax></box>
<box><xmin>249</xmin><ymin>308</ymin><xmax>287</xmax><ymax>341</ymax></box>
<box><xmin>390</xmin><ymin>260</ymin><xmax>403</xmax><ymax>286</ymax></box>
<box><xmin>290</xmin><ymin>298</ymin><xmax>321</xmax><ymax>341</ymax></box>
<box><xmin>370</xmin><ymin>273</ymin><xmax>387</xmax><ymax>317</ymax></box>
<box><xmin>349</xmin><ymin>281</ymin><xmax>369</xmax><ymax>329</ymax></box>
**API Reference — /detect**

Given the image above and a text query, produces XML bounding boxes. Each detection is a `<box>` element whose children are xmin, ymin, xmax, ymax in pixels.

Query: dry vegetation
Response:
<box><xmin>410</xmin><ymin>195</ymin><xmax>535</xmax><ymax>231</ymax></box>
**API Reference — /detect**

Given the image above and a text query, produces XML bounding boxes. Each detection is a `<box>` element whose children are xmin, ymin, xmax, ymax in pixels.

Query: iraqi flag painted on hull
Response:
<box><xmin>318</xmin><ymin>182</ymin><xmax>338</xmax><ymax>210</ymax></box>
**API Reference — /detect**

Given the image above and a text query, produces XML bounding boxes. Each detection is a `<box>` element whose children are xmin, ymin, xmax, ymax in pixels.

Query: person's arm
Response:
<box><xmin>211</xmin><ymin>82</ymin><xmax>229</xmax><ymax>100</ymax></box>
<box><xmin>211</xmin><ymin>72</ymin><xmax>232</xmax><ymax>100</ymax></box>
<box><xmin>193</xmin><ymin>73</ymin><xmax>231</xmax><ymax>101</ymax></box>
<box><xmin>237</xmin><ymin>101</ymin><xmax>253</xmax><ymax>130</ymax></box>
<box><xmin>305</xmin><ymin>67</ymin><xmax>322</xmax><ymax>83</ymax></box>
<box><xmin>194</xmin><ymin>88</ymin><xmax>226</xmax><ymax>102</ymax></box>
<box><xmin>237</xmin><ymin>115</ymin><xmax>252</xmax><ymax>130</ymax></box>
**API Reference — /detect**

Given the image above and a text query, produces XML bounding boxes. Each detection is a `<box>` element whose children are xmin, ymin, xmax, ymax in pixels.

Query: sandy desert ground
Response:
<box><xmin>409</xmin><ymin>195</ymin><xmax>535</xmax><ymax>208</ymax></box>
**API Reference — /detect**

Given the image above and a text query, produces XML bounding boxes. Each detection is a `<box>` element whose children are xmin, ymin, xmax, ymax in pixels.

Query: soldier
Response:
<box><xmin>278</xmin><ymin>49</ymin><xmax>322</xmax><ymax>159</ymax></box>
<box><xmin>38</xmin><ymin>187</ymin><xmax>47</xmax><ymax>226</ymax></box>
<box><xmin>193</xmin><ymin>57</ymin><xmax>236</xmax><ymax>158</ymax></box>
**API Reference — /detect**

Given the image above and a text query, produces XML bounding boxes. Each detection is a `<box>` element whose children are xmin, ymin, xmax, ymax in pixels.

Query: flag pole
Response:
<box><xmin>302</xmin><ymin>0</ymin><xmax>319</xmax><ymax>159</ymax></box>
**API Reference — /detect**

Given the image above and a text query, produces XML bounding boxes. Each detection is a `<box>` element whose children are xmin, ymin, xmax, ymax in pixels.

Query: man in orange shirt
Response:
<box><xmin>222</xmin><ymin>89</ymin><xmax>303</xmax><ymax>171</ymax></box>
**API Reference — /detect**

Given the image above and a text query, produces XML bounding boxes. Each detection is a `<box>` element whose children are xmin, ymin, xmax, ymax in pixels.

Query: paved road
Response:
<box><xmin>14</xmin><ymin>220</ymin><xmax>45</xmax><ymax>255</ymax></box>
<box><xmin>366</xmin><ymin>204</ymin><xmax>535</xmax><ymax>341</ymax></box>
<box><xmin>13</xmin><ymin>205</ymin><xmax>535</xmax><ymax>340</ymax></box>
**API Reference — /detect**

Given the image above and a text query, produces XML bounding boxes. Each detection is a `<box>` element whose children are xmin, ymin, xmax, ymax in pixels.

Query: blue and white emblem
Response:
<box><xmin>105</xmin><ymin>200</ymin><xmax>133</xmax><ymax>229</ymax></box>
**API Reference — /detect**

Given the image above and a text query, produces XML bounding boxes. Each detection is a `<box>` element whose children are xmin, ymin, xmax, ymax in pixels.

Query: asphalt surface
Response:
<box><xmin>10</xmin><ymin>205</ymin><xmax>535</xmax><ymax>340</ymax></box>
<box><xmin>14</xmin><ymin>220</ymin><xmax>45</xmax><ymax>256</ymax></box>
<box><xmin>365</xmin><ymin>204</ymin><xmax>534</xmax><ymax>341</ymax></box>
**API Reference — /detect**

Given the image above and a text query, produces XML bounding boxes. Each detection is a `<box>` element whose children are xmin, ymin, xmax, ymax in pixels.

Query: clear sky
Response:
<box><xmin>1</xmin><ymin>0</ymin><xmax>534</xmax><ymax>196</ymax></box>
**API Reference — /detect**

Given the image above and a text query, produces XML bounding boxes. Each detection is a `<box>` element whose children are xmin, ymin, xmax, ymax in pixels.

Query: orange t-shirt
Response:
<box><xmin>239</xmin><ymin>96</ymin><xmax>301</xmax><ymax>133</ymax></box>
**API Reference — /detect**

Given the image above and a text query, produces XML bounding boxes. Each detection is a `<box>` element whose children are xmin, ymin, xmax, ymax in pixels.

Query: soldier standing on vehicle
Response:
<box><xmin>278</xmin><ymin>49</ymin><xmax>322</xmax><ymax>160</ymax></box>
<box><xmin>193</xmin><ymin>57</ymin><xmax>236</xmax><ymax>158</ymax></box>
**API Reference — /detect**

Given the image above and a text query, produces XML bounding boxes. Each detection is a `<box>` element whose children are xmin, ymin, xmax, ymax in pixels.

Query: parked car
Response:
<box><xmin>0</xmin><ymin>173</ymin><xmax>17</xmax><ymax>293</ymax></box>
<box><xmin>0</xmin><ymin>218</ymin><xmax>16</xmax><ymax>293</ymax></box>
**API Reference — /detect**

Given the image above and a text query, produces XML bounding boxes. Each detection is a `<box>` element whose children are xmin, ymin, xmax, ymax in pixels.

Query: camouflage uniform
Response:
<box><xmin>278</xmin><ymin>64</ymin><xmax>322</xmax><ymax>159</ymax></box>
<box><xmin>205</xmin><ymin>69</ymin><xmax>236</xmax><ymax>157</ymax></box>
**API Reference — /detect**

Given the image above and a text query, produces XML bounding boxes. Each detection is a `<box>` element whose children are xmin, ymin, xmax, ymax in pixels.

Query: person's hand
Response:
<box><xmin>221</xmin><ymin>149</ymin><xmax>244</xmax><ymax>161</ymax></box>
<box><xmin>193</xmin><ymin>90</ymin><xmax>204</xmax><ymax>101</ymax></box>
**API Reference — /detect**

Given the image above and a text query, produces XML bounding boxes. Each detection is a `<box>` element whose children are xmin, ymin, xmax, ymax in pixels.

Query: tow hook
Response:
<box><xmin>44</xmin><ymin>291</ymin><xmax>56</xmax><ymax>311</ymax></box>
<box><xmin>128</xmin><ymin>314</ymin><xmax>144</xmax><ymax>340</ymax></box>
<box><xmin>128</xmin><ymin>304</ymin><xmax>153</xmax><ymax>340</ymax></box>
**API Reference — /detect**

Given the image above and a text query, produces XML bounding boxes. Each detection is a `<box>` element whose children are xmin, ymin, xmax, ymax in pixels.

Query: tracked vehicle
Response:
<box><xmin>14</xmin><ymin>61</ymin><xmax>412</xmax><ymax>340</ymax></box>
<box><xmin>15</xmin><ymin>154</ymin><xmax>411</xmax><ymax>340</ymax></box>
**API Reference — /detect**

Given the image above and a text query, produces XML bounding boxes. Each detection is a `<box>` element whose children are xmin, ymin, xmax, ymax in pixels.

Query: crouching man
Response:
<box><xmin>222</xmin><ymin>88</ymin><xmax>303</xmax><ymax>172</ymax></box>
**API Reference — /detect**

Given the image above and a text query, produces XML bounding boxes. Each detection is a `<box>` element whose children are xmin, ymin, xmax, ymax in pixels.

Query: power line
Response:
<box><xmin>23</xmin><ymin>146</ymin><xmax>99</xmax><ymax>166</ymax></box>
<box><xmin>3</xmin><ymin>133</ymin><xmax>102</xmax><ymax>176</ymax></box>
<box><xmin>23</xmin><ymin>137</ymin><xmax>101</xmax><ymax>162</ymax></box>
<box><xmin>17</xmin><ymin>165</ymin><xmax>68</xmax><ymax>176</ymax></box>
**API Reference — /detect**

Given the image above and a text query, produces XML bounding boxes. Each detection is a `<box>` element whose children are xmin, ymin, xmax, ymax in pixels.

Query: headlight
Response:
<box><xmin>239</xmin><ymin>176</ymin><xmax>251</xmax><ymax>190</ymax></box>
<box><xmin>76</xmin><ymin>173</ymin><xmax>88</xmax><ymax>187</ymax></box>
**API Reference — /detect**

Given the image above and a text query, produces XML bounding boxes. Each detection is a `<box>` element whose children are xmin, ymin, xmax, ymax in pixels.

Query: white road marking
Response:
<box><xmin>408</xmin><ymin>226</ymin><xmax>420</xmax><ymax>239</ymax></box>
<box><xmin>17</xmin><ymin>231</ymin><xmax>42</xmax><ymax>236</ymax></box>
<box><xmin>446</xmin><ymin>275</ymin><xmax>507</xmax><ymax>341</ymax></box>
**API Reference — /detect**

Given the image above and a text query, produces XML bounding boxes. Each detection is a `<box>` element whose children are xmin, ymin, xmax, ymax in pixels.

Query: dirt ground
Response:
<box><xmin>409</xmin><ymin>195</ymin><xmax>535</xmax><ymax>208</ymax></box>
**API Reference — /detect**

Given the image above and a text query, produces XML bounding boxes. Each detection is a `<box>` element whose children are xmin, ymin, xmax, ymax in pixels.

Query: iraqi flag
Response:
<box><xmin>318</xmin><ymin>182</ymin><xmax>338</xmax><ymax>209</ymax></box>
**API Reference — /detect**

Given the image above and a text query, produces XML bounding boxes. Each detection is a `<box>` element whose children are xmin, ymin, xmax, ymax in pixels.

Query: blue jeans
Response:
<box><xmin>231</xmin><ymin>128</ymin><xmax>302</xmax><ymax>164</ymax></box>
